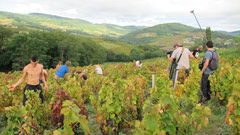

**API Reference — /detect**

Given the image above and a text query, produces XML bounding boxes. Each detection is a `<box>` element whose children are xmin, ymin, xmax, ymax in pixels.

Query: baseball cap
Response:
<box><xmin>173</xmin><ymin>43</ymin><xmax>181</xmax><ymax>48</ymax></box>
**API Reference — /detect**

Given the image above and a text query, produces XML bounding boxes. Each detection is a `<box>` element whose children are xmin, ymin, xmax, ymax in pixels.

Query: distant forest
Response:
<box><xmin>0</xmin><ymin>26</ymin><xmax>166</xmax><ymax>71</ymax></box>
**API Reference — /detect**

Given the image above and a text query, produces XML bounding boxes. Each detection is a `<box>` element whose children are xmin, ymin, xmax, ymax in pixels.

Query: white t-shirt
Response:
<box><xmin>96</xmin><ymin>66</ymin><xmax>103</xmax><ymax>75</ymax></box>
<box><xmin>136</xmin><ymin>61</ymin><xmax>142</xmax><ymax>68</ymax></box>
<box><xmin>171</xmin><ymin>47</ymin><xmax>191</xmax><ymax>69</ymax></box>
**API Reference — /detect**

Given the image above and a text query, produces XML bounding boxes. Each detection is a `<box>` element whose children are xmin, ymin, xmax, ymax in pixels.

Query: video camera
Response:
<box><xmin>166</xmin><ymin>51</ymin><xmax>177</xmax><ymax>80</ymax></box>
<box><xmin>167</xmin><ymin>51</ymin><xmax>173</xmax><ymax>57</ymax></box>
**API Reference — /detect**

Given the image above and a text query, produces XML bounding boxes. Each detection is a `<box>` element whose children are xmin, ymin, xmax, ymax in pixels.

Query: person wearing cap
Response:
<box><xmin>168</xmin><ymin>44</ymin><xmax>194</xmax><ymax>84</ymax></box>
<box><xmin>10</xmin><ymin>55</ymin><xmax>48</xmax><ymax>106</ymax></box>
<box><xmin>192</xmin><ymin>46</ymin><xmax>203</xmax><ymax>59</ymax></box>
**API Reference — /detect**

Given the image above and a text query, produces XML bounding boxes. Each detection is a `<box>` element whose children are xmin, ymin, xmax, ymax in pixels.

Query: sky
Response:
<box><xmin>0</xmin><ymin>0</ymin><xmax>240</xmax><ymax>32</ymax></box>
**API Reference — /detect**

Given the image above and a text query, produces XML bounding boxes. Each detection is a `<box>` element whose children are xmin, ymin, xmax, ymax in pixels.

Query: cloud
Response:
<box><xmin>0</xmin><ymin>0</ymin><xmax>240</xmax><ymax>31</ymax></box>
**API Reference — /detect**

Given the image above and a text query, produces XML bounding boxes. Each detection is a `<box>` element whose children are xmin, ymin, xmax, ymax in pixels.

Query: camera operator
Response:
<box><xmin>167</xmin><ymin>50</ymin><xmax>176</xmax><ymax>80</ymax></box>
<box><xmin>168</xmin><ymin>44</ymin><xmax>194</xmax><ymax>85</ymax></box>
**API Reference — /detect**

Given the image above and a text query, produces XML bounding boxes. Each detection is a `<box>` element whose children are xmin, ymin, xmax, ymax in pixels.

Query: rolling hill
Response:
<box><xmin>0</xmin><ymin>11</ymin><xmax>144</xmax><ymax>37</ymax></box>
<box><xmin>0</xmin><ymin>11</ymin><xmax>237</xmax><ymax>50</ymax></box>
<box><xmin>119</xmin><ymin>23</ymin><xmax>236</xmax><ymax>49</ymax></box>
<box><xmin>217</xmin><ymin>30</ymin><xmax>240</xmax><ymax>36</ymax></box>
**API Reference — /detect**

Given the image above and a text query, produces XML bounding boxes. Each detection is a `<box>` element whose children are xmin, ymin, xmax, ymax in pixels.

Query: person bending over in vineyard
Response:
<box><xmin>71</xmin><ymin>69</ymin><xmax>88</xmax><ymax>80</ymax></box>
<box><xmin>168</xmin><ymin>44</ymin><xmax>194</xmax><ymax>84</ymax></box>
<box><xmin>95</xmin><ymin>64</ymin><xmax>103</xmax><ymax>76</ymax></box>
<box><xmin>55</xmin><ymin>61</ymin><xmax>71</xmax><ymax>79</ymax></box>
<box><xmin>200</xmin><ymin>41</ymin><xmax>219</xmax><ymax>103</ymax></box>
<box><xmin>136</xmin><ymin>60</ymin><xmax>142</xmax><ymax>68</ymax></box>
<box><xmin>192</xmin><ymin>45</ymin><xmax>203</xmax><ymax>59</ymax></box>
<box><xmin>56</xmin><ymin>61</ymin><xmax>62</xmax><ymax>71</ymax></box>
<box><xmin>10</xmin><ymin>55</ymin><xmax>48</xmax><ymax>106</ymax></box>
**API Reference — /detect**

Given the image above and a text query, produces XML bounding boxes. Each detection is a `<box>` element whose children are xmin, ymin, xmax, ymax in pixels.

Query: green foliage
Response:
<box><xmin>206</xmin><ymin>27</ymin><xmax>212</xmax><ymax>41</ymax></box>
<box><xmin>119</xmin><ymin>23</ymin><xmax>196</xmax><ymax>45</ymax></box>
<box><xmin>235</xmin><ymin>36</ymin><xmax>240</xmax><ymax>45</ymax></box>
<box><xmin>0</xmin><ymin>47</ymin><xmax>239</xmax><ymax>135</ymax></box>
<box><xmin>55</xmin><ymin>100</ymin><xmax>90</xmax><ymax>135</ymax></box>
<box><xmin>130</xmin><ymin>48</ymin><xmax>145</xmax><ymax>60</ymax></box>
<box><xmin>0</xmin><ymin>27</ymin><xmax>109</xmax><ymax>71</ymax></box>
<box><xmin>119</xmin><ymin>23</ymin><xmax>235</xmax><ymax>50</ymax></box>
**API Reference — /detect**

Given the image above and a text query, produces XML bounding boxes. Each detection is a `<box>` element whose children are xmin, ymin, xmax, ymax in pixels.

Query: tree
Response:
<box><xmin>206</xmin><ymin>27</ymin><xmax>212</xmax><ymax>41</ymax></box>
<box><xmin>130</xmin><ymin>48</ymin><xmax>144</xmax><ymax>60</ymax></box>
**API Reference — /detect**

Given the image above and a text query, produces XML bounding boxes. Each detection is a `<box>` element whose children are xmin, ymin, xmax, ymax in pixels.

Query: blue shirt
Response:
<box><xmin>203</xmin><ymin>50</ymin><xmax>214</xmax><ymax>74</ymax></box>
<box><xmin>55</xmin><ymin>65</ymin><xmax>69</xmax><ymax>78</ymax></box>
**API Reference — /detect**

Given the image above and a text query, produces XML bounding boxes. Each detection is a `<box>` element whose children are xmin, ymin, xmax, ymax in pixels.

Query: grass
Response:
<box><xmin>197</xmin><ymin>96</ymin><xmax>232</xmax><ymax>135</ymax></box>
<box><xmin>99</xmin><ymin>41</ymin><xmax>135</xmax><ymax>55</ymax></box>
<box><xmin>85</xmin><ymin>103</ymin><xmax>102</xmax><ymax>135</ymax></box>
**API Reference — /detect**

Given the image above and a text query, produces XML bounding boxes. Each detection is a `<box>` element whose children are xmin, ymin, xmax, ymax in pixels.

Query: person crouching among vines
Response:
<box><xmin>71</xmin><ymin>69</ymin><xmax>88</xmax><ymax>80</ymax></box>
<box><xmin>10</xmin><ymin>55</ymin><xmax>48</xmax><ymax>106</ymax></box>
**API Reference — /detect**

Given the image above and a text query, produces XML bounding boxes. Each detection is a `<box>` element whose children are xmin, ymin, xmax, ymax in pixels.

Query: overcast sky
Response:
<box><xmin>0</xmin><ymin>0</ymin><xmax>240</xmax><ymax>32</ymax></box>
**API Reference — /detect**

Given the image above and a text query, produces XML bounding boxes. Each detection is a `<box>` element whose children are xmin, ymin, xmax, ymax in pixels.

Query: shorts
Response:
<box><xmin>22</xmin><ymin>84</ymin><xmax>44</xmax><ymax>106</ymax></box>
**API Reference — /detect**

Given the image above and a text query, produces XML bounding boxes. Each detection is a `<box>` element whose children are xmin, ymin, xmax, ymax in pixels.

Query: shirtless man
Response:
<box><xmin>10</xmin><ymin>55</ymin><xmax>48</xmax><ymax>106</ymax></box>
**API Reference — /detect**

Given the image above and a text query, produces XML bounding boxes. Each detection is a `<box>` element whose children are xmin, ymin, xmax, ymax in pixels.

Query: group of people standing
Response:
<box><xmin>167</xmin><ymin>41</ymin><xmax>218</xmax><ymax>103</ymax></box>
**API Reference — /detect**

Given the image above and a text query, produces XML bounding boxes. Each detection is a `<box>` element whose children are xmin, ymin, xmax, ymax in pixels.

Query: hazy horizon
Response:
<box><xmin>1</xmin><ymin>0</ymin><xmax>240</xmax><ymax>32</ymax></box>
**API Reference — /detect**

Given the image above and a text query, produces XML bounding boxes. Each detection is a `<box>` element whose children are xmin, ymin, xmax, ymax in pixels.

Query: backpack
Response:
<box><xmin>208</xmin><ymin>50</ymin><xmax>219</xmax><ymax>70</ymax></box>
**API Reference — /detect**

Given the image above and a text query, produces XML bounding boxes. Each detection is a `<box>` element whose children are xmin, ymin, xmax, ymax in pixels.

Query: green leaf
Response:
<box><xmin>116</xmin><ymin>106</ymin><xmax>121</xmax><ymax>114</ymax></box>
<box><xmin>110</xmin><ymin>113</ymin><xmax>115</xmax><ymax>119</ymax></box>
<box><xmin>79</xmin><ymin>115</ymin><xmax>91</xmax><ymax>135</ymax></box>
<box><xmin>62</xmin><ymin>100</ymin><xmax>73</xmax><ymax>107</ymax></box>
<box><xmin>61</xmin><ymin>108</ymin><xmax>70</xmax><ymax>115</ymax></box>
<box><xmin>107</xmin><ymin>105</ymin><xmax>114</xmax><ymax>113</ymax></box>
<box><xmin>144</xmin><ymin>115</ymin><xmax>159</xmax><ymax>131</ymax></box>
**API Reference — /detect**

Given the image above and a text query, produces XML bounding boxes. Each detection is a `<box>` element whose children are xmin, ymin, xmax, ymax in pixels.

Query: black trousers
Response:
<box><xmin>23</xmin><ymin>84</ymin><xmax>44</xmax><ymax>106</ymax></box>
<box><xmin>201</xmin><ymin>73</ymin><xmax>211</xmax><ymax>100</ymax></box>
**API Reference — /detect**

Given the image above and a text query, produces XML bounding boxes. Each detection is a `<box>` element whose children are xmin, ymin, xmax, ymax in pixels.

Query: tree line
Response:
<box><xmin>0</xmin><ymin>26</ymin><xmax>166</xmax><ymax>71</ymax></box>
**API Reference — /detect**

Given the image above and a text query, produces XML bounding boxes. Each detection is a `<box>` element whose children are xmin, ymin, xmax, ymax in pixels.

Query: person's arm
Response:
<box><xmin>65</xmin><ymin>67</ymin><xmax>70</xmax><ymax>79</ymax></box>
<box><xmin>40</xmin><ymin>68</ymin><xmax>48</xmax><ymax>91</ymax></box>
<box><xmin>65</xmin><ymin>73</ymin><xmax>69</xmax><ymax>79</ymax></box>
<box><xmin>10</xmin><ymin>67</ymin><xmax>27</xmax><ymax>91</ymax></box>
<box><xmin>169</xmin><ymin>57</ymin><xmax>174</xmax><ymax>62</ymax></box>
<box><xmin>189</xmin><ymin>50</ymin><xmax>195</xmax><ymax>59</ymax></box>
<box><xmin>45</xmin><ymin>72</ymin><xmax>48</xmax><ymax>81</ymax></box>
<box><xmin>201</xmin><ymin>59</ymin><xmax>210</xmax><ymax>75</ymax></box>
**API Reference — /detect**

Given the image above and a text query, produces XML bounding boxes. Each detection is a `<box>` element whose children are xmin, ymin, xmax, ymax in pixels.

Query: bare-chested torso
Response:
<box><xmin>24</xmin><ymin>64</ymin><xmax>43</xmax><ymax>85</ymax></box>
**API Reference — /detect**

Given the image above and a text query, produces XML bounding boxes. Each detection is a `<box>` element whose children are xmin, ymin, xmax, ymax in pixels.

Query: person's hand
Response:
<box><xmin>167</xmin><ymin>54</ymin><xmax>170</xmax><ymax>59</ymax></box>
<box><xmin>10</xmin><ymin>85</ymin><xmax>15</xmax><ymax>92</ymax></box>
<box><xmin>201</xmin><ymin>70</ymin><xmax>204</xmax><ymax>75</ymax></box>
<box><xmin>45</xmin><ymin>85</ymin><xmax>49</xmax><ymax>92</ymax></box>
